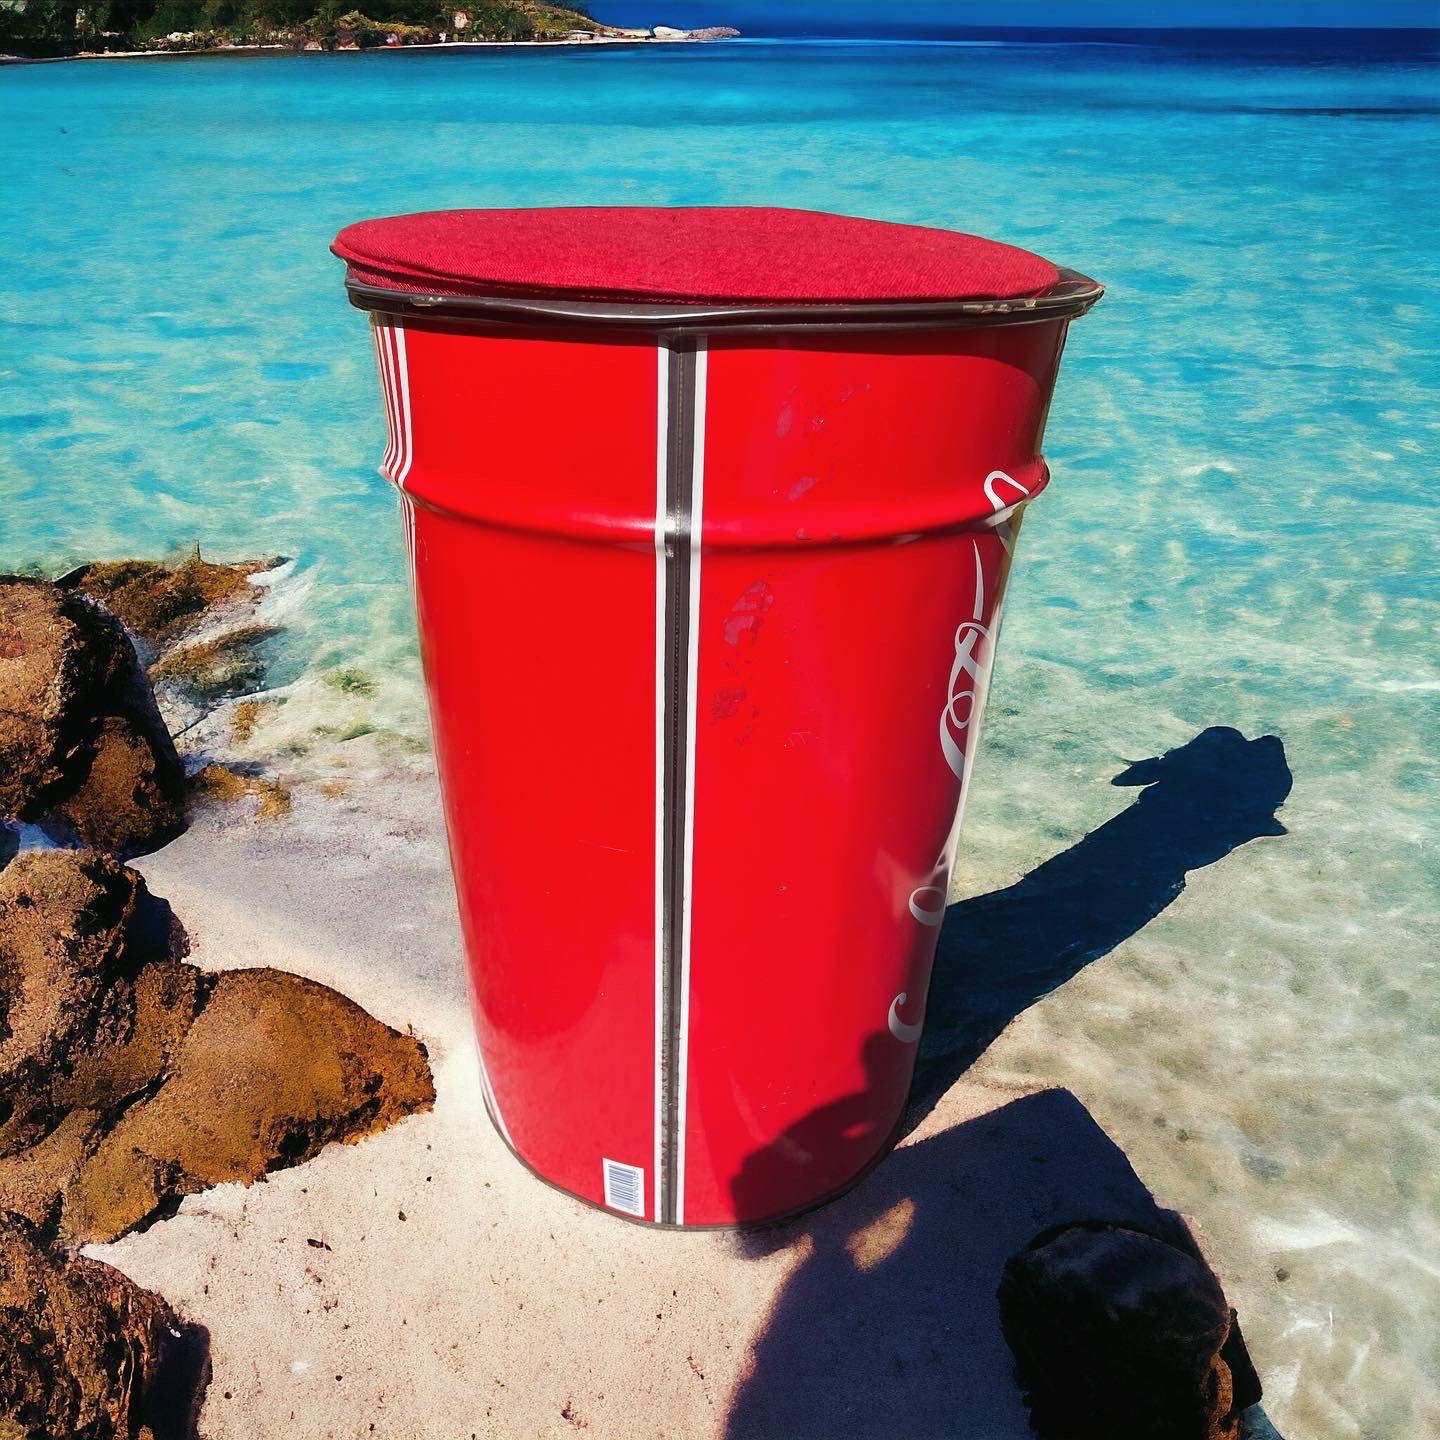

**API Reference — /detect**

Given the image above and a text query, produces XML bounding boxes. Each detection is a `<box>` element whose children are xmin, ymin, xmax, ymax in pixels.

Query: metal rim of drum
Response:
<box><xmin>344</xmin><ymin>267</ymin><xmax>1103</xmax><ymax>334</ymax></box>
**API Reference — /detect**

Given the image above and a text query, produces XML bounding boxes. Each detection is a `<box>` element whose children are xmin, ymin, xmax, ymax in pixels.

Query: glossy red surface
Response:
<box><xmin>366</xmin><ymin>309</ymin><xmax>1071</xmax><ymax>1226</ymax></box>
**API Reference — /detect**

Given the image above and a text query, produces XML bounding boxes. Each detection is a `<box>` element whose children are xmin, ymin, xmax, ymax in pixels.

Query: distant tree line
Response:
<box><xmin>1</xmin><ymin>0</ymin><xmax>597</xmax><ymax>55</ymax></box>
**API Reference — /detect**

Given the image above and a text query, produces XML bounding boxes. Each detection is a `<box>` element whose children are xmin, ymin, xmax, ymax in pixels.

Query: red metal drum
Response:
<box><xmin>333</xmin><ymin>208</ymin><xmax>1100</xmax><ymax>1227</ymax></box>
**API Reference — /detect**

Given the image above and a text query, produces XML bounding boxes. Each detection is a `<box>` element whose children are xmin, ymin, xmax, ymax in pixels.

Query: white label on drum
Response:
<box><xmin>602</xmin><ymin>1158</ymin><xmax>646</xmax><ymax>1218</ymax></box>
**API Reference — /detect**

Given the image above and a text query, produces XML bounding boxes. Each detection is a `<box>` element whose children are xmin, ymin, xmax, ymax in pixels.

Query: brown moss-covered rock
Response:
<box><xmin>0</xmin><ymin>1209</ymin><xmax>205</xmax><ymax>1440</ymax></box>
<box><xmin>62</xmin><ymin>967</ymin><xmax>434</xmax><ymax>1243</ymax></box>
<box><xmin>57</xmin><ymin>553</ymin><xmax>253</xmax><ymax>650</ymax></box>
<box><xmin>0</xmin><ymin>579</ymin><xmax>127</xmax><ymax>819</ymax></box>
<box><xmin>0</xmin><ymin>850</ymin><xmax>432</xmax><ymax>1245</ymax></box>
<box><xmin>0</xmin><ymin>850</ymin><xmax>424</xmax><ymax>1429</ymax></box>
<box><xmin>997</xmin><ymin>1221</ymin><xmax>1262</xmax><ymax>1440</ymax></box>
<box><xmin>55</xmin><ymin>551</ymin><xmax>289</xmax><ymax>746</ymax></box>
<box><xmin>148</xmin><ymin>623</ymin><xmax>275</xmax><ymax>705</ymax></box>
<box><xmin>0</xmin><ymin>1109</ymin><xmax>105</xmax><ymax>1229</ymax></box>
<box><xmin>190</xmin><ymin>762</ymin><xmax>291</xmax><ymax>820</ymax></box>
<box><xmin>0</xmin><ymin>578</ymin><xmax>184</xmax><ymax>856</ymax></box>
<box><xmin>0</xmin><ymin>850</ymin><xmax>143</xmax><ymax>1152</ymax></box>
<box><xmin>0</xmin><ymin>851</ymin><xmax>198</xmax><ymax>1162</ymax></box>
<box><xmin>54</xmin><ymin>716</ymin><xmax>186</xmax><ymax>857</ymax></box>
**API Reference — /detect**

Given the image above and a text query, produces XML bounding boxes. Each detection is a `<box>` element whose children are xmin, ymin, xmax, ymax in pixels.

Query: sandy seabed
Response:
<box><xmin>89</xmin><ymin>760</ymin><xmax>1208</xmax><ymax>1440</ymax></box>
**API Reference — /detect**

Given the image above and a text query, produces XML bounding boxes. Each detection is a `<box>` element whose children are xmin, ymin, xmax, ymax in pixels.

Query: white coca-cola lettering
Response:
<box><xmin>888</xmin><ymin>992</ymin><xmax>925</xmax><ymax>1045</ymax></box>
<box><xmin>890</xmin><ymin>470</ymin><xmax>1030</xmax><ymax>1042</ymax></box>
<box><xmin>907</xmin><ymin>883</ymin><xmax>947</xmax><ymax>928</ymax></box>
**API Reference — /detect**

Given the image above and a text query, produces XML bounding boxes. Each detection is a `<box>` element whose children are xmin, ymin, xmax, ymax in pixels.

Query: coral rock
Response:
<box><xmin>62</xmin><ymin>967</ymin><xmax>434</xmax><ymax>1243</ymax></box>
<box><xmin>56</xmin><ymin>554</ymin><xmax>252</xmax><ymax>650</ymax></box>
<box><xmin>0</xmin><ymin>578</ymin><xmax>184</xmax><ymax>855</ymax></box>
<box><xmin>0</xmin><ymin>1209</ymin><xmax>204</xmax><ymax>1440</ymax></box>
<box><xmin>0</xmin><ymin>850</ymin><xmax>197</xmax><ymax>1162</ymax></box>
<box><xmin>997</xmin><ymin>1221</ymin><xmax>1262</xmax><ymax>1440</ymax></box>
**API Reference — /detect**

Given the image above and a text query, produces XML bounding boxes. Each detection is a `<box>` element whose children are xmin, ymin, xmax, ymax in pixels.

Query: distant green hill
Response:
<box><xmin>2</xmin><ymin>0</ymin><xmax>608</xmax><ymax>56</ymax></box>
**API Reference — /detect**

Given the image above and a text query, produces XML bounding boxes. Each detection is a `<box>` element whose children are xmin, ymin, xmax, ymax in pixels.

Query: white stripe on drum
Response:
<box><xmin>652</xmin><ymin>341</ymin><xmax>669</xmax><ymax>1225</ymax></box>
<box><xmin>393</xmin><ymin>324</ymin><xmax>414</xmax><ymax>490</ymax></box>
<box><xmin>386</xmin><ymin>323</ymin><xmax>404</xmax><ymax>481</ymax></box>
<box><xmin>371</xmin><ymin>319</ymin><xmax>398</xmax><ymax>480</ymax></box>
<box><xmin>674</xmin><ymin>338</ymin><xmax>707</xmax><ymax>1228</ymax></box>
<box><xmin>399</xmin><ymin>491</ymin><xmax>419</xmax><ymax>605</ymax></box>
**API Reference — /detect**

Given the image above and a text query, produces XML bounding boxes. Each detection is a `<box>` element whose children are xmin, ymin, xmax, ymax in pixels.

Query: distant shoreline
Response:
<box><xmin>4</xmin><ymin>32</ymin><xmax>737</xmax><ymax>64</ymax></box>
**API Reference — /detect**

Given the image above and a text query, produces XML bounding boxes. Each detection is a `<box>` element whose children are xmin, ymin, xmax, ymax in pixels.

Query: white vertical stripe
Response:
<box><xmin>371</xmin><ymin>319</ymin><xmax>398</xmax><ymax>480</ymax></box>
<box><xmin>385</xmin><ymin>324</ymin><xmax>405</xmax><ymax>481</ymax></box>
<box><xmin>380</xmin><ymin>324</ymin><xmax>403</xmax><ymax>480</ymax></box>
<box><xmin>652</xmin><ymin>342</ymin><xmax>669</xmax><ymax>1225</ymax></box>
<box><xmin>674</xmin><ymin>339</ymin><xmax>707</xmax><ymax>1227</ymax></box>
<box><xmin>399</xmin><ymin>491</ymin><xmax>419</xmax><ymax>605</ymax></box>
<box><xmin>393</xmin><ymin>324</ymin><xmax>415</xmax><ymax>490</ymax></box>
<box><xmin>381</xmin><ymin>323</ymin><xmax>405</xmax><ymax>483</ymax></box>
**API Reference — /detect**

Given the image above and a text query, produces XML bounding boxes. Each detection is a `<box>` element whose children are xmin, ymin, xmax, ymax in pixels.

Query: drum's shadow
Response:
<box><xmin>906</xmin><ymin>725</ymin><xmax>1292</xmax><ymax>1134</ymax></box>
<box><xmin>727</xmin><ymin>1091</ymin><xmax>1153</xmax><ymax>1438</ymax></box>
<box><xmin>724</xmin><ymin>726</ymin><xmax>1294</xmax><ymax>1439</ymax></box>
<box><xmin>726</xmin><ymin>1089</ymin><xmax>1278</xmax><ymax>1440</ymax></box>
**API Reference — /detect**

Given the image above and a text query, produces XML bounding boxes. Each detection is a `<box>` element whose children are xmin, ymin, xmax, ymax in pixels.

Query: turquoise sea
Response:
<box><xmin>3</xmin><ymin>36</ymin><xmax>1438</xmax><ymax>1436</ymax></box>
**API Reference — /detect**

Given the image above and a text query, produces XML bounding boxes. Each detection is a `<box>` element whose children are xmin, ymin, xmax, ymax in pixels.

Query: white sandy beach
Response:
<box><xmin>89</xmin><ymin>757</ymin><xmax>1213</xmax><ymax>1439</ymax></box>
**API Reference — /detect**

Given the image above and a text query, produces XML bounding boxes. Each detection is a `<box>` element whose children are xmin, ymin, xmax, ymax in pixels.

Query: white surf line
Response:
<box><xmin>674</xmin><ymin>338</ymin><xmax>707</xmax><ymax>1228</ymax></box>
<box><xmin>652</xmin><ymin>340</ymin><xmax>670</xmax><ymax>1225</ymax></box>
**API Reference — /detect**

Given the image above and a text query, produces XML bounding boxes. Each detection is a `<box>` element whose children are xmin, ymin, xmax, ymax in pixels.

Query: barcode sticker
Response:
<box><xmin>602</xmin><ymin>1158</ymin><xmax>646</xmax><ymax>1217</ymax></box>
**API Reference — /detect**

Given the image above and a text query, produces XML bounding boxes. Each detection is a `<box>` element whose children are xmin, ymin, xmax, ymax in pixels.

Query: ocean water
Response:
<box><xmin>3</xmin><ymin>37</ymin><xmax>1438</xmax><ymax>1436</ymax></box>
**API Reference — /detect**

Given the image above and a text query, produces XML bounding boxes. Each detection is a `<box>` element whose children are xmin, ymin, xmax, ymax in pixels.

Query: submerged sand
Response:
<box><xmin>76</xmin><ymin>760</ymin><xmax>1263</xmax><ymax>1439</ymax></box>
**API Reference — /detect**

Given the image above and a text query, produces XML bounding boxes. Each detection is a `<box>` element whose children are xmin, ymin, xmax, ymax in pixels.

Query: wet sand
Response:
<box><xmin>86</xmin><ymin>760</ymin><xmax>1249</xmax><ymax>1439</ymax></box>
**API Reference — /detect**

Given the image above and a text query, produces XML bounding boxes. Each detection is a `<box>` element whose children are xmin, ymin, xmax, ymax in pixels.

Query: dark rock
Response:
<box><xmin>59</xmin><ymin>552</ymin><xmax>282</xmax><ymax>736</ymax></box>
<box><xmin>55</xmin><ymin>715</ymin><xmax>186</xmax><ymax>856</ymax></box>
<box><xmin>56</xmin><ymin>553</ymin><xmax>252</xmax><ymax>651</ymax></box>
<box><xmin>0</xmin><ymin>1208</ymin><xmax>208</xmax><ymax>1439</ymax></box>
<box><xmin>0</xmin><ymin>850</ymin><xmax>199</xmax><ymax>1164</ymax></box>
<box><xmin>0</xmin><ymin>578</ymin><xmax>126</xmax><ymax>819</ymax></box>
<box><xmin>0</xmin><ymin>578</ymin><xmax>184</xmax><ymax>855</ymax></box>
<box><xmin>0</xmin><ymin>849</ymin><xmax>434</xmax><ymax>1245</ymax></box>
<box><xmin>997</xmin><ymin>1220</ymin><xmax>1262</xmax><ymax>1440</ymax></box>
<box><xmin>61</xmin><ymin>966</ymin><xmax>435</xmax><ymax>1243</ymax></box>
<box><xmin>0</xmin><ymin>849</ymin><xmax>428</xmax><ymax>1434</ymax></box>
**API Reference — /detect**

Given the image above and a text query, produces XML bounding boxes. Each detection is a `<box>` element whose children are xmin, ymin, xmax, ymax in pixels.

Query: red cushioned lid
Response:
<box><xmin>332</xmin><ymin>206</ymin><xmax>1062</xmax><ymax>307</ymax></box>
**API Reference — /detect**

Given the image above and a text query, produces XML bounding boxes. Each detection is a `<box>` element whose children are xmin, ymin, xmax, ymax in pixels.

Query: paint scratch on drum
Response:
<box><xmin>724</xmin><ymin>581</ymin><xmax>774</xmax><ymax>646</ymax></box>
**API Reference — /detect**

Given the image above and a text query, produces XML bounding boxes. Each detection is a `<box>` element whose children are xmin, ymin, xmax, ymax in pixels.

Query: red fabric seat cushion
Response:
<box><xmin>332</xmin><ymin>206</ymin><xmax>1059</xmax><ymax>306</ymax></box>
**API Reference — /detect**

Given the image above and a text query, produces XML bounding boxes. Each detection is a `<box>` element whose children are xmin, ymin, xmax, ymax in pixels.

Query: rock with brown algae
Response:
<box><xmin>62</xmin><ymin>965</ymin><xmax>437</xmax><ymax>1243</ymax></box>
<box><xmin>0</xmin><ymin>848</ymin><xmax>435</xmax><ymax>1245</ymax></box>
<box><xmin>997</xmin><ymin>1220</ymin><xmax>1263</xmax><ymax>1440</ymax></box>
<box><xmin>0</xmin><ymin>849</ymin><xmax>201</xmax><ymax>1167</ymax></box>
<box><xmin>0</xmin><ymin>578</ymin><xmax>185</xmax><ymax>856</ymax></box>
<box><xmin>0</xmin><ymin>1209</ymin><xmax>206</xmax><ymax>1440</ymax></box>
<box><xmin>56</xmin><ymin>553</ymin><xmax>254</xmax><ymax>650</ymax></box>
<box><xmin>58</xmin><ymin>552</ymin><xmax>285</xmax><ymax>724</ymax></box>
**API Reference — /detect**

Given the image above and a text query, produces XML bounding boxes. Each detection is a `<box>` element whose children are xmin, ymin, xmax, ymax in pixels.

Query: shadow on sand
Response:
<box><xmin>907</xmin><ymin>726</ymin><xmax>1291</xmax><ymax>1133</ymax></box>
<box><xmin>725</xmin><ymin>726</ymin><xmax>1293</xmax><ymax>1439</ymax></box>
<box><xmin>727</xmin><ymin>1089</ymin><xmax>1278</xmax><ymax>1440</ymax></box>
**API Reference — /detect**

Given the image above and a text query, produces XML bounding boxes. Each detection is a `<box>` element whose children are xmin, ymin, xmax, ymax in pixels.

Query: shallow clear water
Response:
<box><xmin>3</xmin><ymin>38</ymin><xmax>1438</xmax><ymax>1435</ymax></box>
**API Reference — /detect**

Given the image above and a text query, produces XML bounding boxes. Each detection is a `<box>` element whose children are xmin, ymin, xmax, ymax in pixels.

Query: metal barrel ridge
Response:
<box><xmin>351</xmin><ymin>262</ymin><xmax>1099</xmax><ymax>1229</ymax></box>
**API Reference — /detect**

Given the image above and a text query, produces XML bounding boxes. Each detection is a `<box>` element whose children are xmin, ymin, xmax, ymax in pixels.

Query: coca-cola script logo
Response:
<box><xmin>889</xmin><ymin>471</ymin><xmax>1029</xmax><ymax>1044</ymax></box>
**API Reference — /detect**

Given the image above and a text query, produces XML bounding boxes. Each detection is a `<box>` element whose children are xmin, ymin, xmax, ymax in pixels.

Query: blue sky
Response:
<box><xmin>593</xmin><ymin>2</ymin><xmax>1440</xmax><ymax>29</ymax></box>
